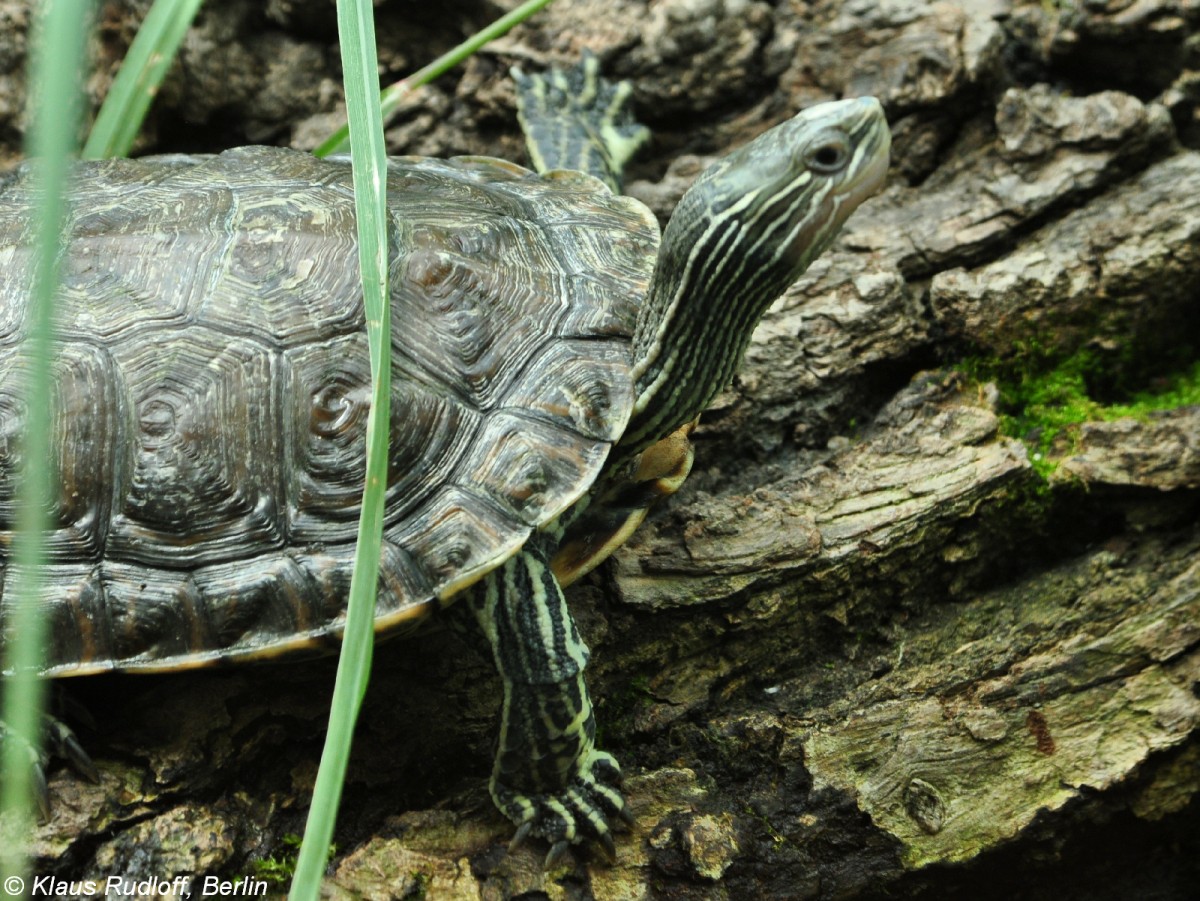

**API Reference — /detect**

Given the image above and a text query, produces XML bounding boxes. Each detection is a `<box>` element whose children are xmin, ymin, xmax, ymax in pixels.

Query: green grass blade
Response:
<box><xmin>288</xmin><ymin>0</ymin><xmax>390</xmax><ymax>895</ymax></box>
<box><xmin>82</xmin><ymin>0</ymin><xmax>203</xmax><ymax>160</ymax></box>
<box><xmin>0</xmin><ymin>0</ymin><xmax>88</xmax><ymax>883</ymax></box>
<box><xmin>313</xmin><ymin>0</ymin><xmax>554</xmax><ymax>157</ymax></box>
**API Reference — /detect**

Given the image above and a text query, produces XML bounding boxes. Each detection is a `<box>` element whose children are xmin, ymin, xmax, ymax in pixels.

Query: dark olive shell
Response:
<box><xmin>0</xmin><ymin>146</ymin><xmax>658</xmax><ymax>674</ymax></box>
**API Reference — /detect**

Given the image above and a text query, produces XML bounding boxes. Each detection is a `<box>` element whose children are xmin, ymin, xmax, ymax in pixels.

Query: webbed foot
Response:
<box><xmin>0</xmin><ymin>713</ymin><xmax>98</xmax><ymax>820</ymax></box>
<box><xmin>512</xmin><ymin>52</ymin><xmax>650</xmax><ymax>191</ymax></box>
<box><xmin>495</xmin><ymin>748</ymin><xmax>629</xmax><ymax>866</ymax></box>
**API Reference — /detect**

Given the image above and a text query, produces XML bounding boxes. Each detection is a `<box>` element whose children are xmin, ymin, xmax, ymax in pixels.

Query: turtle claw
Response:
<box><xmin>32</xmin><ymin>763</ymin><xmax>51</xmax><ymax>823</ymax></box>
<box><xmin>508</xmin><ymin>820</ymin><xmax>534</xmax><ymax>853</ymax></box>
<box><xmin>597</xmin><ymin>830</ymin><xmax>617</xmax><ymax>862</ymax></box>
<box><xmin>544</xmin><ymin>839</ymin><xmax>572</xmax><ymax>869</ymax></box>
<box><xmin>46</xmin><ymin>716</ymin><xmax>98</xmax><ymax>783</ymax></box>
<box><xmin>617</xmin><ymin>803</ymin><xmax>636</xmax><ymax>827</ymax></box>
<box><xmin>0</xmin><ymin>717</ymin><xmax>53</xmax><ymax>822</ymax></box>
<box><xmin>492</xmin><ymin>748</ymin><xmax>631</xmax><ymax>865</ymax></box>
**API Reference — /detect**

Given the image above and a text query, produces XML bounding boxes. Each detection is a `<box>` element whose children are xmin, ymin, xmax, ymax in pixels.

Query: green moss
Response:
<box><xmin>252</xmin><ymin>834</ymin><xmax>338</xmax><ymax>888</ymax></box>
<box><xmin>959</xmin><ymin>347</ymin><xmax>1200</xmax><ymax>478</ymax></box>
<box><xmin>409</xmin><ymin>871</ymin><xmax>431</xmax><ymax>900</ymax></box>
<box><xmin>252</xmin><ymin>837</ymin><xmax>300</xmax><ymax>887</ymax></box>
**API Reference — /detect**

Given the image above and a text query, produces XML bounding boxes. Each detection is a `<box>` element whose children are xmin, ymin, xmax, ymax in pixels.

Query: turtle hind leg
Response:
<box><xmin>0</xmin><ymin>709</ymin><xmax>98</xmax><ymax>820</ymax></box>
<box><xmin>512</xmin><ymin>51</ymin><xmax>650</xmax><ymax>192</ymax></box>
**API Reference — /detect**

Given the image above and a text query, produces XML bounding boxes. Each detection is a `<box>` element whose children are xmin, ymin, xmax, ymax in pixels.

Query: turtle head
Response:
<box><xmin>679</xmin><ymin>97</ymin><xmax>891</xmax><ymax>284</ymax></box>
<box><xmin>623</xmin><ymin>97</ymin><xmax>890</xmax><ymax>451</ymax></box>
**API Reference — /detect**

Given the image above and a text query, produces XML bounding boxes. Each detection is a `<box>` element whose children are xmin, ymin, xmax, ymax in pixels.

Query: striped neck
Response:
<box><xmin>619</xmin><ymin>97</ymin><xmax>890</xmax><ymax>454</ymax></box>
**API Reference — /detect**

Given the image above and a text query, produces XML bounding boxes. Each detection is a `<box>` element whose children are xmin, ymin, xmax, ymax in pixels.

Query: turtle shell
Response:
<box><xmin>0</xmin><ymin>146</ymin><xmax>659</xmax><ymax>675</ymax></box>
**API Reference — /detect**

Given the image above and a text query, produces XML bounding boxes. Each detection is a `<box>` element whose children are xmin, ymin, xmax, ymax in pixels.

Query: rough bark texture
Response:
<box><xmin>2</xmin><ymin>1</ymin><xmax>1199</xmax><ymax>899</ymax></box>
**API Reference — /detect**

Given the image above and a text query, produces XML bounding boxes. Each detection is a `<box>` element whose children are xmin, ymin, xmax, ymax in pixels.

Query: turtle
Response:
<box><xmin>0</xmin><ymin>56</ymin><xmax>890</xmax><ymax>861</ymax></box>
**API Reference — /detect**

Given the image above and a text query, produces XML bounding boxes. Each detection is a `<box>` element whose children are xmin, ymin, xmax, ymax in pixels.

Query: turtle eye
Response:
<box><xmin>804</xmin><ymin>134</ymin><xmax>851</xmax><ymax>173</ymax></box>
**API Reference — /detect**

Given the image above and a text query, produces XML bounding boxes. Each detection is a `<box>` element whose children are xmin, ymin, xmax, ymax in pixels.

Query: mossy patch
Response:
<box><xmin>252</xmin><ymin>834</ymin><xmax>303</xmax><ymax>887</ymax></box>
<box><xmin>959</xmin><ymin>345</ymin><xmax>1200</xmax><ymax>478</ymax></box>
<box><xmin>253</xmin><ymin>833</ymin><xmax>339</xmax><ymax>889</ymax></box>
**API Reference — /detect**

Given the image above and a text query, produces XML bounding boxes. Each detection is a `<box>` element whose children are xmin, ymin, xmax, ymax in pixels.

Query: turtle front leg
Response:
<box><xmin>512</xmin><ymin>52</ymin><xmax>649</xmax><ymax>192</ymax></box>
<box><xmin>553</xmin><ymin>420</ymin><xmax>697</xmax><ymax>587</ymax></box>
<box><xmin>466</xmin><ymin>532</ymin><xmax>628</xmax><ymax>863</ymax></box>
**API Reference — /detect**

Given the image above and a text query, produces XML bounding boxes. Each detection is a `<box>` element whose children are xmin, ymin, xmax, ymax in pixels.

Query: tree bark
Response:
<box><xmin>4</xmin><ymin>1</ymin><xmax>1199</xmax><ymax>899</ymax></box>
